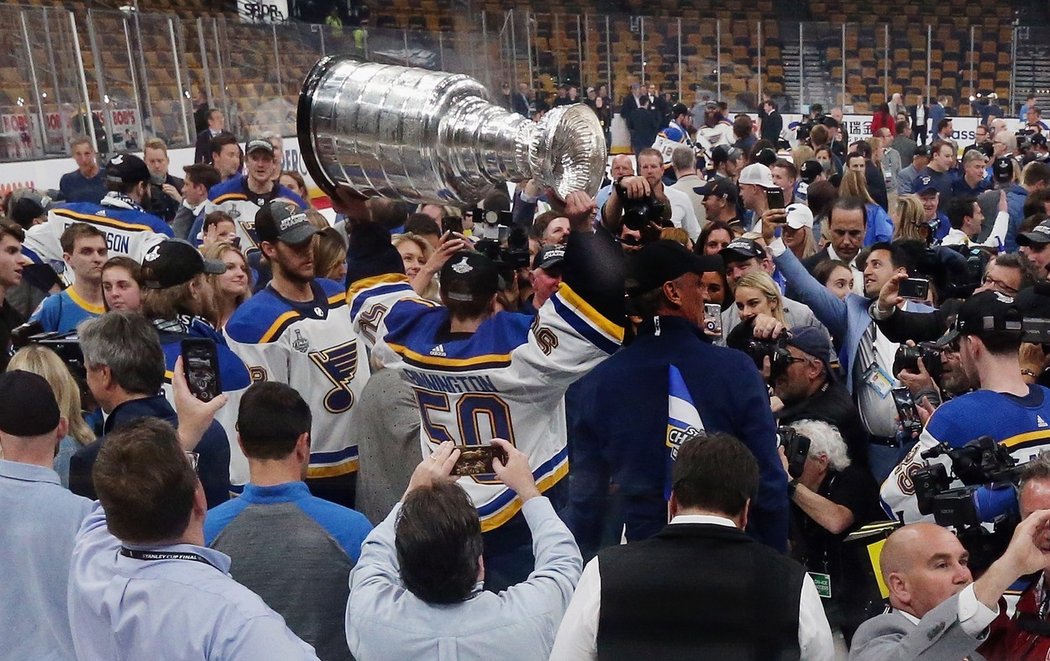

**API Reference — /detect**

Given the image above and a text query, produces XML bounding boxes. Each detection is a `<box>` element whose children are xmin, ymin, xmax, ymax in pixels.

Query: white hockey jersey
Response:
<box><xmin>224</xmin><ymin>279</ymin><xmax>368</xmax><ymax>483</ymax></box>
<box><xmin>348</xmin><ymin>273</ymin><xmax>623</xmax><ymax>532</ymax></box>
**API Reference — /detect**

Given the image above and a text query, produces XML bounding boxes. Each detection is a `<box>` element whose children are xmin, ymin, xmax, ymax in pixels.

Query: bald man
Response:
<box><xmin>849</xmin><ymin>516</ymin><xmax>1050</xmax><ymax>660</ymax></box>
<box><xmin>595</xmin><ymin>154</ymin><xmax>636</xmax><ymax>225</ymax></box>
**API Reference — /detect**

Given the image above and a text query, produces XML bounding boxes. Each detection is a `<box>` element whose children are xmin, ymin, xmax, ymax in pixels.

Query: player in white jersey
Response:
<box><xmin>346</xmin><ymin>193</ymin><xmax>624</xmax><ymax>588</ymax></box>
<box><xmin>22</xmin><ymin>153</ymin><xmax>172</xmax><ymax>283</ymax></box>
<box><xmin>224</xmin><ymin>200</ymin><xmax>365</xmax><ymax>508</ymax></box>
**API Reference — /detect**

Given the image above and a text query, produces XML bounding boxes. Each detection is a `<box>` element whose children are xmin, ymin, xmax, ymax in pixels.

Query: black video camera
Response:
<box><xmin>911</xmin><ymin>436</ymin><xmax>1024</xmax><ymax>571</ymax></box>
<box><xmin>778</xmin><ymin>426</ymin><xmax>811</xmax><ymax>479</ymax></box>
<box><xmin>614</xmin><ymin>179</ymin><xmax>669</xmax><ymax>231</ymax></box>
<box><xmin>892</xmin><ymin>342</ymin><xmax>943</xmax><ymax>382</ymax></box>
<box><xmin>10</xmin><ymin>320</ymin><xmax>87</xmax><ymax>379</ymax></box>
<box><xmin>473</xmin><ymin>226</ymin><xmax>531</xmax><ymax>288</ymax></box>
<box><xmin>744</xmin><ymin>334</ymin><xmax>792</xmax><ymax>380</ymax></box>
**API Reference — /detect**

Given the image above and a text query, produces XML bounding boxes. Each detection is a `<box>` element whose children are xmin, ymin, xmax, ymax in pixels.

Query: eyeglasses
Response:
<box><xmin>185</xmin><ymin>452</ymin><xmax>199</xmax><ymax>474</ymax></box>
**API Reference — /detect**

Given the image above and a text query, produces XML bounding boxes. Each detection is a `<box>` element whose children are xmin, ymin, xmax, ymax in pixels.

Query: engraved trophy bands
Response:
<box><xmin>297</xmin><ymin>57</ymin><xmax>607</xmax><ymax>206</ymax></box>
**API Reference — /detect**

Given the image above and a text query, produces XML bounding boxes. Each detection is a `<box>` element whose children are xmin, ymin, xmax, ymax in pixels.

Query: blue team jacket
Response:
<box><xmin>567</xmin><ymin>315</ymin><xmax>789</xmax><ymax>559</ymax></box>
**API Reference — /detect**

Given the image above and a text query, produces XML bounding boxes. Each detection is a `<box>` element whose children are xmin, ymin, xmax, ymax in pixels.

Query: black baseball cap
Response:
<box><xmin>799</xmin><ymin>160</ymin><xmax>823</xmax><ymax>184</ymax></box>
<box><xmin>245</xmin><ymin>138</ymin><xmax>275</xmax><ymax>156</ymax></box>
<box><xmin>440</xmin><ymin>251</ymin><xmax>499</xmax><ymax>302</ymax></box>
<box><xmin>1017</xmin><ymin>219</ymin><xmax>1050</xmax><ymax>247</ymax></box>
<box><xmin>105</xmin><ymin>152</ymin><xmax>151</xmax><ymax>186</ymax></box>
<box><xmin>994</xmin><ymin>156</ymin><xmax>1015</xmax><ymax>183</ymax></box>
<box><xmin>671</xmin><ymin>103</ymin><xmax>689</xmax><ymax>117</ymax></box>
<box><xmin>913</xmin><ymin>145</ymin><xmax>931</xmax><ymax>158</ymax></box>
<box><xmin>532</xmin><ymin>244</ymin><xmax>566</xmax><ymax>272</ymax></box>
<box><xmin>719</xmin><ymin>237</ymin><xmax>766</xmax><ymax>262</ymax></box>
<box><xmin>954</xmin><ymin>290</ymin><xmax>1023</xmax><ymax>339</ymax></box>
<box><xmin>255</xmin><ymin>200</ymin><xmax>318</xmax><ymax>246</ymax></box>
<box><xmin>140</xmin><ymin>239</ymin><xmax>226</xmax><ymax>290</ymax></box>
<box><xmin>694</xmin><ymin>177</ymin><xmax>738</xmax><ymax>203</ymax></box>
<box><xmin>753</xmin><ymin>147</ymin><xmax>777</xmax><ymax>167</ymax></box>
<box><xmin>710</xmin><ymin>145</ymin><xmax>742</xmax><ymax>165</ymax></box>
<box><xmin>626</xmin><ymin>240</ymin><xmax>723</xmax><ymax>295</ymax></box>
<box><xmin>0</xmin><ymin>370</ymin><xmax>60</xmax><ymax>436</ymax></box>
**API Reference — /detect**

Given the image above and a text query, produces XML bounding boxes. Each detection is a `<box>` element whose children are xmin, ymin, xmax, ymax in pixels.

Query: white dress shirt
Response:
<box><xmin>897</xmin><ymin>583</ymin><xmax>997</xmax><ymax>635</ymax></box>
<box><xmin>549</xmin><ymin>514</ymin><xmax>835</xmax><ymax>661</ymax></box>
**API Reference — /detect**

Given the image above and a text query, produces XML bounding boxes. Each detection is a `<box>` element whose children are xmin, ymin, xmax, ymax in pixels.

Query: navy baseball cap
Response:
<box><xmin>786</xmin><ymin>325</ymin><xmax>835</xmax><ymax>370</ymax></box>
<box><xmin>915</xmin><ymin>174</ymin><xmax>938</xmax><ymax>196</ymax></box>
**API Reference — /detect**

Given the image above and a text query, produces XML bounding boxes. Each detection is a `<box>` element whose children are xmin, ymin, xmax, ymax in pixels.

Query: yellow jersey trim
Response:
<box><xmin>557</xmin><ymin>283</ymin><xmax>625</xmax><ymax>342</ymax></box>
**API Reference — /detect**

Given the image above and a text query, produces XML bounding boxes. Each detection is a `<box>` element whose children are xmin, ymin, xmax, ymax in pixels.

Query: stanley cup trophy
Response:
<box><xmin>297</xmin><ymin>57</ymin><xmax>607</xmax><ymax>206</ymax></box>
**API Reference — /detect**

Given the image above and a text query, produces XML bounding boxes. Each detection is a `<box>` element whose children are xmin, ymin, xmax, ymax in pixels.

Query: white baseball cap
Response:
<box><xmin>738</xmin><ymin>163</ymin><xmax>776</xmax><ymax>189</ymax></box>
<box><xmin>785</xmin><ymin>203</ymin><xmax>814</xmax><ymax>229</ymax></box>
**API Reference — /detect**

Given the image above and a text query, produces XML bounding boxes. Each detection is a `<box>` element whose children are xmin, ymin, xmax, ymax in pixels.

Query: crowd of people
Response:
<box><xmin>9</xmin><ymin>79</ymin><xmax>1050</xmax><ymax>661</ymax></box>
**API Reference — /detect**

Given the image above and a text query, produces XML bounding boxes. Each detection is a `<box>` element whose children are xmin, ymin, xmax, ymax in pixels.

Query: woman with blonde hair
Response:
<box><xmin>733</xmin><ymin>271</ymin><xmax>786</xmax><ymax>325</ymax></box>
<box><xmin>839</xmin><ymin>170</ymin><xmax>894</xmax><ymax>244</ymax></box>
<box><xmin>314</xmin><ymin>227</ymin><xmax>348</xmax><ymax>283</ymax></box>
<box><xmin>892</xmin><ymin>194</ymin><xmax>928</xmax><ymax>243</ymax></box>
<box><xmin>791</xmin><ymin>144</ymin><xmax>815</xmax><ymax>171</ymax></box>
<box><xmin>393</xmin><ymin>232</ymin><xmax>440</xmax><ymax>300</ymax></box>
<box><xmin>201</xmin><ymin>241</ymin><xmax>251</xmax><ymax>329</ymax></box>
<box><xmin>659</xmin><ymin>227</ymin><xmax>693</xmax><ymax>251</ymax></box>
<box><xmin>8</xmin><ymin>344</ymin><xmax>95</xmax><ymax>487</ymax></box>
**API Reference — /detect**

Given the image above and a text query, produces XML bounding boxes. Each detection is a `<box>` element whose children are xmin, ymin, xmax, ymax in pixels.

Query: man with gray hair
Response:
<box><xmin>68</xmin><ymin>311</ymin><xmax>230</xmax><ymax>507</ymax></box>
<box><xmin>780</xmin><ymin>418</ymin><xmax>885</xmax><ymax>634</ymax></box>
<box><xmin>669</xmin><ymin>145</ymin><xmax>707</xmax><ymax>231</ymax></box>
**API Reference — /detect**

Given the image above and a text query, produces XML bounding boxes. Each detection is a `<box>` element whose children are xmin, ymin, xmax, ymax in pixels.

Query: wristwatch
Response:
<box><xmin>787</xmin><ymin>478</ymin><xmax>800</xmax><ymax>497</ymax></box>
<box><xmin>868</xmin><ymin>301</ymin><xmax>896</xmax><ymax>321</ymax></box>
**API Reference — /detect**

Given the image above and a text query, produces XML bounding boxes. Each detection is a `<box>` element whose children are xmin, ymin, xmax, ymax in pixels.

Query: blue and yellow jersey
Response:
<box><xmin>188</xmin><ymin>176</ymin><xmax>308</xmax><ymax>252</ymax></box>
<box><xmin>349</xmin><ymin>272</ymin><xmax>623</xmax><ymax>532</ymax></box>
<box><xmin>224</xmin><ymin>278</ymin><xmax>366</xmax><ymax>485</ymax></box>
<box><xmin>882</xmin><ymin>386</ymin><xmax>1050</xmax><ymax>523</ymax></box>
<box><xmin>23</xmin><ymin>195</ymin><xmax>172</xmax><ymax>282</ymax></box>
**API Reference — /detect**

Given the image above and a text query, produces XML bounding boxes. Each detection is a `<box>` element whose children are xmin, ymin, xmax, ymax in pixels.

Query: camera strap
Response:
<box><xmin>120</xmin><ymin>546</ymin><xmax>218</xmax><ymax>570</ymax></box>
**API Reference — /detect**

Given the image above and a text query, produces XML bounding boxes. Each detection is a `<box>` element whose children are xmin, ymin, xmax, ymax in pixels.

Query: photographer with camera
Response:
<box><xmin>779</xmin><ymin>419</ymin><xmax>885</xmax><ymax>638</ymax></box>
<box><xmin>882</xmin><ymin>291</ymin><xmax>1050</xmax><ymax>524</ymax></box>
<box><xmin>773</xmin><ymin>326</ymin><xmax>868</xmax><ymax>466</ymax></box>
<box><xmin>603</xmin><ymin>148</ymin><xmax>699</xmax><ymax>242</ymax></box>
<box><xmin>850</xmin><ymin>512</ymin><xmax>1050</xmax><ymax>661</ymax></box>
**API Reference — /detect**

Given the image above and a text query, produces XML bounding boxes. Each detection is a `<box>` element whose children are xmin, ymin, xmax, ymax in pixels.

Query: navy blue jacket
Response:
<box><xmin>567</xmin><ymin>315</ymin><xmax>788</xmax><ymax>558</ymax></box>
<box><xmin>69</xmin><ymin>394</ymin><xmax>231</xmax><ymax>509</ymax></box>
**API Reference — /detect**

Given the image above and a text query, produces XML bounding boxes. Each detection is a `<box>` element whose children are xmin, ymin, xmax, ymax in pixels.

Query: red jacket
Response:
<box><xmin>870</xmin><ymin>111</ymin><xmax>896</xmax><ymax>136</ymax></box>
<box><xmin>980</xmin><ymin>578</ymin><xmax>1050</xmax><ymax>660</ymax></box>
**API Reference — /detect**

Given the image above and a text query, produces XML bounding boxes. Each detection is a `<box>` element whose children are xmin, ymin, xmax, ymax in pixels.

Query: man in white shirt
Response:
<box><xmin>550</xmin><ymin>432</ymin><xmax>833</xmax><ymax>661</ymax></box>
<box><xmin>941</xmin><ymin>192</ymin><xmax>1010</xmax><ymax>249</ymax></box>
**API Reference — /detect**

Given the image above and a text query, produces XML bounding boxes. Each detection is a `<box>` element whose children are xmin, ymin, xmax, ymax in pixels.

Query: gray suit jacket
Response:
<box><xmin>849</xmin><ymin>595</ymin><xmax>986</xmax><ymax>661</ymax></box>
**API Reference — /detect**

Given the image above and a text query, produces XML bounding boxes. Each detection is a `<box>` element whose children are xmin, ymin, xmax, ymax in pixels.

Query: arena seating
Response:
<box><xmin>0</xmin><ymin>0</ymin><xmax>1041</xmax><ymax>147</ymax></box>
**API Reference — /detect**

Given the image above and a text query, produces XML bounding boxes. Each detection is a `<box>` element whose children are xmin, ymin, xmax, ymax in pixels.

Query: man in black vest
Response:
<box><xmin>550</xmin><ymin>432</ymin><xmax>834</xmax><ymax>660</ymax></box>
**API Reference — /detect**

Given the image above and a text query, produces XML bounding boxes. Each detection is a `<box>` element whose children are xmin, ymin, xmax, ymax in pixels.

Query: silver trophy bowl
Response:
<box><xmin>297</xmin><ymin>57</ymin><xmax>607</xmax><ymax>206</ymax></box>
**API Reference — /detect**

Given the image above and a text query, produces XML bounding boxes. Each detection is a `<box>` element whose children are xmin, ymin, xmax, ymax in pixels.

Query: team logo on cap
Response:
<box><xmin>143</xmin><ymin>244</ymin><xmax>161</xmax><ymax>263</ymax></box>
<box><xmin>994</xmin><ymin>292</ymin><xmax>1015</xmax><ymax>304</ymax></box>
<box><xmin>451</xmin><ymin>257</ymin><xmax>473</xmax><ymax>274</ymax></box>
<box><xmin>110</xmin><ymin>154</ymin><xmax>124</xmax><ymax>166</ymax></box>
